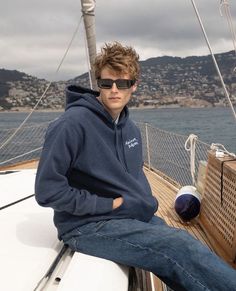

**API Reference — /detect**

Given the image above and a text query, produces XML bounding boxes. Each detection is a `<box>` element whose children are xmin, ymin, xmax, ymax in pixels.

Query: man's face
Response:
<box><xmin>97</xmin><ymin>67</ymin><xmax>137</xmax><ymax>120</ymax></box>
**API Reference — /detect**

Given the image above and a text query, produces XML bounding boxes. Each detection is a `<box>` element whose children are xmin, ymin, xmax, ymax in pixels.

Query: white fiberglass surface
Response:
<box><xmin>0</xmin><ymin>169</ymin><xmax>60</xmax><ymax>291</ymax></box>
<box><xmin>0</xmin><ymin>169</ymin><xmax>36</xmax><ymax>207</ymax></box>
<box><xmin>58</xmin><ymin>252</ymin><xmax>129</xmax><ymax>291</ymax></box>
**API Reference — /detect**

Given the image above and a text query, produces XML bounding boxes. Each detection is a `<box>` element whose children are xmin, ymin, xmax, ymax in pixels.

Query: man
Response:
<box><xmin>35</xmin><ymin>42</ymin><xmax>236</xmax><ymax>291</ymax></box>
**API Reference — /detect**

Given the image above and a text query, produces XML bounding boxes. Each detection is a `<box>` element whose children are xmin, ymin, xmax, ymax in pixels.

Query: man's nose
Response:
<box><xmin>111</xmin><ymin>82</ymin><xmax>118</xmax><ymax>91</ymax></box>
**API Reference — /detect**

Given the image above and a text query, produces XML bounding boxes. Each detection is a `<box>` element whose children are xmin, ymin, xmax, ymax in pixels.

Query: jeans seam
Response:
<box><xmin>91</xmin><ymin>231</ymin><xmax>210</xmax><ymax>291</ymax></box>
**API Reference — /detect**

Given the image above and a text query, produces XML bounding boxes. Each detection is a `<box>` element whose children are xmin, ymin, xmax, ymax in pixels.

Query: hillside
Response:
<box><xmin>0</xmin><ymin>50</ymin><xmax>236</xmax><ymax>110</ymax></box>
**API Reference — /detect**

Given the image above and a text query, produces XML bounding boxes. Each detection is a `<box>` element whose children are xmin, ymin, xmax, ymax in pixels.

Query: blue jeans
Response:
<box><xmin>62</xmin><ymin>216</ymin><xmax>236</xmax><ymax>291</ymax></box>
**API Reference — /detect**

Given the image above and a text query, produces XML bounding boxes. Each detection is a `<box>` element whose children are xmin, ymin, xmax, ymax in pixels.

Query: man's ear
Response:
<box><xmin>132</xmin><ymin>81</ymin><xmax>138</xmax><ymax>93</ymax></box>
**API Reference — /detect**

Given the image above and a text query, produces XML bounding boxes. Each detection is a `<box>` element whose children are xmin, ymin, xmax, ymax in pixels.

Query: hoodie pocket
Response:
<box><xmin>110</xmin><ymin>196</ymin><xmax>139</xmax><ymax>219</ymax></box>
<box><xmin>112</xmin><ymin>194</ymin><xmax>157</xmax><ymax>222</ymax></box>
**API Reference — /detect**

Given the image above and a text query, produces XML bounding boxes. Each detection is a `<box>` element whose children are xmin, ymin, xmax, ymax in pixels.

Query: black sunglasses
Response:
<box><xmin>97</xmin><ymin>78</ymin><xmax>136</xmax><ymax>89</ymax></box>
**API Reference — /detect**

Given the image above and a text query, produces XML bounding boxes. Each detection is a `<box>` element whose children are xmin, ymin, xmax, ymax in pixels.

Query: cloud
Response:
<box><xmin>1</xmin><ymin>0</ymin><xmax>236</xmax><ymax>80</ymax></box>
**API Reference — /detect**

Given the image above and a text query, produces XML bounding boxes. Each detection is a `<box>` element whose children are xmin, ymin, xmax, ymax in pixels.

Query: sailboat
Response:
<box><xmin>0</xmin><ymin>0</ymin><xmax>235</xmax><ymax>290</ymax></box>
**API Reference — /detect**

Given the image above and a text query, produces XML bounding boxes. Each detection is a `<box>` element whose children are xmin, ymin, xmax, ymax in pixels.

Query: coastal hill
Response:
<box><xmin>0</xmin><ymin>50</ymin><xmax>236</xmax><ymax>110</ymax></box>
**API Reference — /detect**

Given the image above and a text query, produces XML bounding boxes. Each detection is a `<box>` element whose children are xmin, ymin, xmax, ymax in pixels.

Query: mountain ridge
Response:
<box><xmin>0</xmin><ymin>50</ymin><xmax>236</xmax><ymax>110</ymax></box>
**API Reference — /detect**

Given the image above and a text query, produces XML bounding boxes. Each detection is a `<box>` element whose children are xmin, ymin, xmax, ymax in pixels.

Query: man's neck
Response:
<box><xmin>97</xmin><ymin>97</ymin><xmax>122</xmax><ymax>120</ymax></box>
<box><xmin>114</xmin><ymin>114</ymin><xmax>120</xmax><ymax>124</ymax></box>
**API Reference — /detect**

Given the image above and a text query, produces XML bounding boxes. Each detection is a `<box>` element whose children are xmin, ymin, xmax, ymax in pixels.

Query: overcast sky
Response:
<box><xmin>1</xmin><ymin>0</ymin><xmax>236</xmax><ymax>81</ymax></box>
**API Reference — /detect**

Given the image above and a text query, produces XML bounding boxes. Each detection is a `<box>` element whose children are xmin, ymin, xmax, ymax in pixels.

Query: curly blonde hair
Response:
<box><xmin>93</xmin><ymin>42</ymin><xmax>140</xmax><ymax>80</ymax></box>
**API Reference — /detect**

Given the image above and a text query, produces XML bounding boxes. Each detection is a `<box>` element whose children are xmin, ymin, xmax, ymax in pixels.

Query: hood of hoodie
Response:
<box><xmin>65</xmin><ymin>85</ymin><xmax>129</xmax><ymax>127</ymax></box>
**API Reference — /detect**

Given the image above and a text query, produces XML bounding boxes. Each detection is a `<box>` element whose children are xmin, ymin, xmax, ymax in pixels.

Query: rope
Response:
<box><xmin>219</xmin><ymin>0</ymin><xmax>236</xmax><ymax>54</ymax></box>
<box><xmin>191</xmin><ymin>0</ymin><xmax>236</xmax><ymax>121</ymax></box>
<box><xmin>184</xmin><ymin>134</ymin><xmax>198</xmax><ymax>186</ymax></box>
<box><xmin>210</xmin><ymin>143</ymin><xmax>236</xmax><ymax>158</ymax></box>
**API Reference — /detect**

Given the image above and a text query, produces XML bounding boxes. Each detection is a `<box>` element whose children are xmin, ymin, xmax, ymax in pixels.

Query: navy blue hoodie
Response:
<box><xmin>35</xmin><ymin>85</ymin><xmax>158</xmax><ymax>239</ymax></box>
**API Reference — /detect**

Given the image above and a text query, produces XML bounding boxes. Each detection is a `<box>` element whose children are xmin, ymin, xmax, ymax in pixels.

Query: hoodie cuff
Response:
<box><xmin>94</xmin><ymin>197</ymin><xmax>114</xmax><ymax>214</ymax></box>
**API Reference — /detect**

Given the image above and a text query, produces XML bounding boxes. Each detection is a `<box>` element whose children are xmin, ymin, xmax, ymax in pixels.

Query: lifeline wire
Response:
<box><xmin>191</xmin><ymin>0</ymin><xmax>236</xmax><ymax>121</ymax></box>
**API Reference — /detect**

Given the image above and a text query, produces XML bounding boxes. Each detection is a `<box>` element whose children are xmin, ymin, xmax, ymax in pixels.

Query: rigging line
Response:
<box><xmin>191</xmin><ymin>0</ymin><xmax>236</xmax><ymax>121</ymax></box>
<box><xmin>0</xmin><ymin>16</ymin><xmax>83</xmax><ymax>151</ymax></box>
<box><xmin>0</xmin><ymin>120</ymin><xmax>52</xmax><ymax>132</ymax></box>
<box><xmin>56</xmin><ymin>15</ymin><xmax>83</xmax><ymax>75</ymax></box>
<box><xmin>0</xmin><ymin>83</ymin><xmax>50</xmax><ymax>151</ymax></box>
<box><xmin>0</xmin><ymin>147</ymin><xmax>42</xmax><ymax>166</ymax></box>
<box><xmin>220</xmin><ymin>0</ymin><xmax>236</xmax><ymax>54</ymax></box>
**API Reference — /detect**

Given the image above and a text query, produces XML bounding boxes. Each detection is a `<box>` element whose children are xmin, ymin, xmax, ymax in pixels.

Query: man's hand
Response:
<box><xmin>112</xmin><ymin>197</ymin><xmax>123</xmax><ymax>209</ymax></box>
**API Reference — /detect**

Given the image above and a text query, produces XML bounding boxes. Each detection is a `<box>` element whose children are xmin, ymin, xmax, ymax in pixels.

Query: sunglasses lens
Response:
<box><xmin>97</xmin><ymin>79</ymin><xmax>135</xmax><ymax>89</ymax></box>
<box><xmin>116</xmin><ymin>80</ymin><xmax>131</xmax><ymax>89</ymax></box>
<box><xmin>97</xmin><ymin>79</ymin><xmax>113</xmax><ymax>89</ymax></box>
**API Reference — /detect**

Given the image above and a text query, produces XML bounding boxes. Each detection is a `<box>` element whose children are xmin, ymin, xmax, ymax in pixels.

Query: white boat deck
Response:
<box><xmin>0</xmin><ymin>169</ymin><xmax>61</xmax><ymax>291</ymax></box>
<box><xmin>0</xmin><ymin>169</ymin><xmax>129</xmax><ymax>291</ymax></box>
<box><xmin>1</xmin><ymin>169</ymin><xmax>36</xmax><ymax>206</ymax></box>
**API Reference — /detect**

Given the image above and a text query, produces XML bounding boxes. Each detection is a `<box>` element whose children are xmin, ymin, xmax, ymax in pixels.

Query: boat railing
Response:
<box><xmin>0</xmin><ymin>121</ymin><xmax>50</xmax><ymax>167</ymax></box>
<box><xmin>137</xmin><ymin>122</ymin><xmax>211</xmax><ymax>187</ymax></box>
<box><xmin>0</xmin><ymin>120</ymin><xmax>211</xmax><ymax>186</ymax></box>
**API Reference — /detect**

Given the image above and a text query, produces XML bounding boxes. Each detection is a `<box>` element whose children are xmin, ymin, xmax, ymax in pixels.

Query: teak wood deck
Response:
<box><xmin>145</xmin><ymin>167</ymin><xmax>215</xmax><ymax>250</ymax></box>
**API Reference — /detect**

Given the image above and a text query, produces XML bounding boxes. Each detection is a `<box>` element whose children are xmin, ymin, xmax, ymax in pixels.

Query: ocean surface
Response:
<box><xmin>0</xmin><ymin>107</ymin><xmax>235</xmax><ymax>153</ymax></box>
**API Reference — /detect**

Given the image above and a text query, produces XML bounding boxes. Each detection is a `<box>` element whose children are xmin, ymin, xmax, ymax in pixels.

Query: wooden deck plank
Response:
<box><xmin>0</xmin><ymin>159</ymin><xmax>39</xmax><ymax>171</ymax></box>
<box><xmin>150</xmin><ymin>180</ymin><xmax>211</xmax><ymax>246</ymax></box>
<box><xmin>144</xmin><ymin>167</ymin><xmax>214</xmax><ymax>250</ymax></box>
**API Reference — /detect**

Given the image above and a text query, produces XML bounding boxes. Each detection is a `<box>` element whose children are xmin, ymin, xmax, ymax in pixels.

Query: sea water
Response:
<box><xmin>0</xmin><ymin>107</ymin><xmax>235</xmax><ymax>153</ymax></box>
<box><xmin>130</xmin><ymin>107</ymin><xmax>236</xmax><ymax>153</ymax></box>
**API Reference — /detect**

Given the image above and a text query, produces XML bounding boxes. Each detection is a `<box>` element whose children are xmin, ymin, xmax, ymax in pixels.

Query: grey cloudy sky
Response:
<box><xmin>1</xmin><ymin>0</ymin><xmax>236</xmax><ymax>81</ymax></box>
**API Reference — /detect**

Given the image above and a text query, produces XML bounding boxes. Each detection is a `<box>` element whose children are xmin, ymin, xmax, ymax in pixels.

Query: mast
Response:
<box><xmin>81</xmin><ymin>0</ymin><xmax>97</xmax><ymax>90</ymax></box>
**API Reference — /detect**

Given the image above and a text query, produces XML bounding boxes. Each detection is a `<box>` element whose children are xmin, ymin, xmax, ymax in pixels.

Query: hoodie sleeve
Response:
<box><xmin>35</xmin><ymin>118</ymin><xmax>113</xmax><ymax>215</ymax></box>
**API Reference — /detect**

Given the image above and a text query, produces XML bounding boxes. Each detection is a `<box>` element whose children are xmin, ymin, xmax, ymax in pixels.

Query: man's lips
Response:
<box><xmin>109</xmin><ymin>97</ymin><xmax>121</xmax><ymax>100</ymax></box>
